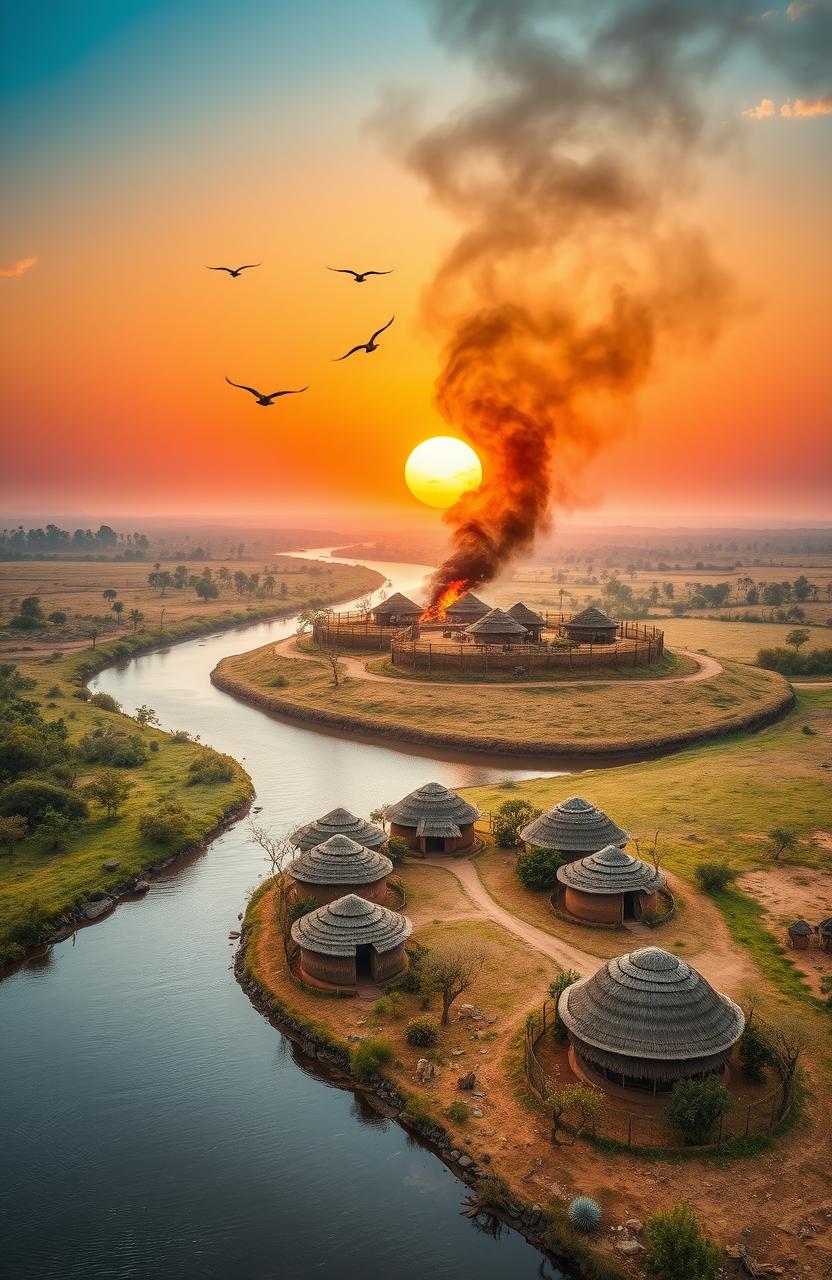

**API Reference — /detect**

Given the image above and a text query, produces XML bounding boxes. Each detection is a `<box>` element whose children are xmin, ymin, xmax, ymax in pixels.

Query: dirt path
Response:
<box><xmin>275</xmin><ymin>634</ymin><xmax>724</xmax><ymax>688</ymax></box>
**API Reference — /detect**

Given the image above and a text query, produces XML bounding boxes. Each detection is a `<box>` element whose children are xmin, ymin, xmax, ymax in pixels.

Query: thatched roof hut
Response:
<box><xmin>289</xmin><ymin>834</ymin><xmax>393</xmax><ymax>907</ymax></box>
<box><xmin>291</xmin><ymin>893</ymin><xmax>412</xmax><ymax>992</ymax></box>
<box><xmin>507</xmin><ymin>601</ymin><xmax>546</xmax><ymax>642</ymax></box>
<box><xmin>290</xmin><ymin>806</ymin><xmax>387</xmax><ymax>852</ymax></box>
<box><xmin>520</xmin><ymin>796</ymin><xmax>628</xmax><ymax>859</ymax></box>
<box><xmin>386</xmin><ymin>781</ymin><xmax>480</xmax><ymax>855</ymax></box>
<box><xmin>465</xmin><ymin>607</ymin><xmax>530</xmax><ymax>645</ymax></box>
<box><xmin>563</xmin><ymin>606</ymin><xmax>617</xmax><ymax>645</ymax></box>
<box><xmin>557</xmin><ymin>844</ymin><xmax>666</xmax><ymax>926</ymax></box>
<box><xmin>444</xmin><ymin>592</ymin><xmax>490</xmax><ymax>622</ymax></box>
<box><xmin>787</xmin><ymin>918</ymin><xmax>813</xmax><ymax>949</ymax></box>
<box><xmin>819</xmin><ymin>917</ymin><xmax>832</xmax><ymax>951</ymax></box>
<box><xmin>370</xmin><ymin>592</ymin><xmax>421</xmax><ymax>626</ymax></box>
<box><xmin>559</xmin><ymin>946</ymin><xmax>744</xmax><ymax>1092</ymax></box>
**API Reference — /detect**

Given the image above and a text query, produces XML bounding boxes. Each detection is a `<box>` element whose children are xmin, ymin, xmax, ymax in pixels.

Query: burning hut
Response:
<box><xmin>291</xmin><ymin>893</ymin><xmax>412</xmax><ymax>993</ymax></box>
<box><xmin>520</xmin><ymin>796</ymin><xmax>628</xmax><ymax>861</ymax></box>
<box><xmin>464</xmin><ymin>607</ymin><xmax>530</xmax><ymax>646</ymax></box>
<box><xmin>563</xmin><ymin>606</ymin><xmax>618</xmax><ymax>645</ymax></box>
<box><xmin>288</xmin><ymin>834</ymin><xmax>393</xmax><ymax>907</ymax></box>
<box><xmin>444</xmin><ymin>592</ymin><xmax>490</xmax><ymax>624</ymax></box>
<box><xmin>559</xmin><ymin>946</ymin><xmax>745</xmax><ymax>1094</ymax></box>
<box><xmin>507</xmin><ymin>601</ymin><xmax>546</xmax><ymax>642</ymax></box>
<box><xmin>557</xmin><ymin>844</ymin><xmax>666</xmax><ymax>925</ymax></box>
<box><xmin>290</xmin><ymin>806</ymin><xmax>387</xmax><ymax>852</ymax></box>
<box><xmin>386</xmin><ymin>781</ymin><xmax>480</xmax><ymax>855</ymax></box>
<box><xmin>787</xmin><ymin>918</ymin><xmax>813</xmax><ymax>950</ymax></box>
<box><xmin>370</xmin><ymin>593</ymin><xmax>422</xmax><ymax>627</ymax></box>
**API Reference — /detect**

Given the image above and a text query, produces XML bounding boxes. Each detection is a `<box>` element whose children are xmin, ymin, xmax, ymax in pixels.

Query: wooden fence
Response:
<box><xmin>391</xmin><ymin>622</ymin><xmax>664</xmax><ymax>674</ymax></box>
<box><xmin>524</xmin><ymin>998</ymin><xmax>792</xmax><ymax>1151</ymax></box>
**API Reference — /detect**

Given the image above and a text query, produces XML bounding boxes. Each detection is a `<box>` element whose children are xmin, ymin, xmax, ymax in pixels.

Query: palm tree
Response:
<box><xmin>111</xmin><ymin>600</ymin><xmax>125</xmax><ymax>627</ymax></box>
<box><xmin>128</xmin><ymin>609</ymin><xmax>144</xmax><ymax>633</ymax></box>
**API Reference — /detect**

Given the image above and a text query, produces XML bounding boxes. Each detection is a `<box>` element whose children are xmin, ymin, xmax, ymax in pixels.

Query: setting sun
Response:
<box><xmin>404</xmin><ymin>436</ymin><xmax>482</xmax><ymax>509</ymax></box>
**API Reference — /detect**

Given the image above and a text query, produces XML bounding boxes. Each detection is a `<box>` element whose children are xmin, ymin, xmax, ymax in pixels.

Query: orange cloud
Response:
<box><xmin>0</xmin><ymin>256</ymin><xmax>38</xmax><ymax>279</ymax></box>
<box><xmin>786</xmin><ymin>1</ymin><xmax>817</xmax><ymax>19</ymax></box>
<box><xmin>742</xmin><ymin>93</ymin><xmax>832</xmax><ymax>118</ymax></box>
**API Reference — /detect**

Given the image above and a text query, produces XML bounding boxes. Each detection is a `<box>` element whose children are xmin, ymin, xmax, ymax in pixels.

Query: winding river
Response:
<box><xmin>0</xmin><ymin>553</ymin><xmax>576</xmax><ymax>1280</ymax></box>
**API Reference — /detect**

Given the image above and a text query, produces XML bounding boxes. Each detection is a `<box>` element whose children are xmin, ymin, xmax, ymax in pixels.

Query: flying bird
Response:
<box><xmin>327</xmin><ymin>267</ymin><xmax>393</xmax><ymax>283</ymax></box>
<box><xmin>225</xmin><ymin>378</ymin><xmax>308</xmax><ymax>406</ymax></box>
<box><xmin>207</xmin><ymin>263</ymin><xmax>261</xmax><ymax>277</ymax></box>
<box><xmin>333</xmin><ymin>316</ymin><xmax>395</xmax><ymax>361</ymax></box>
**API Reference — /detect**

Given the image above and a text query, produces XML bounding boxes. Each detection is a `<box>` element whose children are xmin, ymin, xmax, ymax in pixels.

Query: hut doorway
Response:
<box><xmin>623</xmin><ymin>892</ymin><xmax>638</xmax><ymax>921</ymax></box>
<box><xmin>355</xmin><ymin>944</ymin><xmax>374</xmax><ymax>978</ymax></box>
<box><xmin>424</xmin><ymin>836</ymin><xmax>445</xmax><ymax>854</ymax></box>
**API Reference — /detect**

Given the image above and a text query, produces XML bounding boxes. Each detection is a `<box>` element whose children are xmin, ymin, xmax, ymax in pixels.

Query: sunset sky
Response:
<box><xmin>1</xmin><ymin>0</ymin><xmax>830</xmax><ymax>528</ymax></box>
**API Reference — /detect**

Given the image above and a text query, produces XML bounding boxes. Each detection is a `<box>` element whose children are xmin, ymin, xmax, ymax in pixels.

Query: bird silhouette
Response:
<box><xmin>333</xmin><ymin>316</ymin><xmax>395</xmax><ymax>361</ymax></box>
<box><xmin>225</xmin><ymin>378</ymin><xmax>308</xmax><ymax>406</ymax></box>
<box><xmin>328</xmin><ymin>267</ymin><xmax>392</xmax><ymax>283</ymax></box>
<box><xmin>207</xmin><ymin>263</ymin><xmax>261</xmax><ymax>277</ymax></box>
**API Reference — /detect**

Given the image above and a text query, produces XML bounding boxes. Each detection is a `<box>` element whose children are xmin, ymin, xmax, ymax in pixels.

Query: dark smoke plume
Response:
<box><xmin>381</xmin><ymin>0</ymin><xmax>831</xmax><ymax>611</ymax></box>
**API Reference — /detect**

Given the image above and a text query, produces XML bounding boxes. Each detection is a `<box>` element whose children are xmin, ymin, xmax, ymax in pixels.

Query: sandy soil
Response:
<box><xmin>739</xmin><ymin>863</ymin><xmax>832</xmax><ymax>997</ymax></box>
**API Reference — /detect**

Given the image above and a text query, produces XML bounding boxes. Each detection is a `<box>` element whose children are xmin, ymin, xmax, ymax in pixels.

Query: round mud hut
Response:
<box><xmin>291</xmin><ymin>893</ymin><xmax>412</xmax><ymax>993</ymax></box>
<box><xmin>563</xmin><ymin>606</ymin><xmax>618</xmax><ymax>645</ymax></box>
<box><xmin>520</xmin><ymin>796</ymin><xmax>628</xmax><ymax>862</ymax></box>
<box><xmin>558</xmin><ymin>946</ymin><xmax>745</xmax><ymax>1094</ymax></box>
<box><xmin>444</xmin><ymin>592</ymin><xmax>490</xmax><ymax>624</ymax></box>
<box><xmin>465</xmin><ymin>607</ymin><xmax>530</xmax><ymax>646</ymax></box>
<box><xmin>290</xmin><ymin>806</ymin><xmax>387</xmax><ymax>853</ymax></box>
<box><xmin>288</xmin><ymin>834</ymin><xmax>393</xmax><ymax>907</ymax></box>
<box><xmin>819</xmin><ymin>918</ymin><xmax>832</xmax><ymax>952</ymax></box>
<box><xmin>386</xmin><ymin>781</ymin><xmax>480</xmax><ymax>855</ymax></box>
<box><xmin>787</xmin><ymin>918</ymin><xmax>813</xmax><ymax>950</ymax></box>
<box><xmin>556</xmin><ymin>844</ymin><xmax>667</xmax><ymax>925</ymax></box>
<box><xmin>370</xmin><ymin>593</ymin><xmax>422</xmax><ymax>627</ymax></box>
<box><xmin>507</xmin><ymin>601</ymin><xmax>546</xmax><ymax>643</ymax></box>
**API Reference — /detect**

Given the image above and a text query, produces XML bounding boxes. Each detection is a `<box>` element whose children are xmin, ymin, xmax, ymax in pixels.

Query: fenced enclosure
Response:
<box><xmin>523</xmin><ymin>998</ymin><xmax>792</xmax><ymax>1151</ymax></box>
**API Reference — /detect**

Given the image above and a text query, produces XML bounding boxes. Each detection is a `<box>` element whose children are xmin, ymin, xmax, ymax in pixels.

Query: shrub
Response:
<box><xmin>137</xmin><ymin>802</ymin><xmax>192</xmax><ymax>844</ymax></box>
<box><xmin>568</xmin><ymin>1196</ymin><xmax>602</xmax><ymax>1233</ymax></box>
<box><xmin>548</xmin><ymin>968</ymin><xmax>582</xmax><ymax>1042</ymax></box>
<box><xmin>288</xmin><ymin>895</ymin><xmax>317</xmax><ymax>924</ymax></box>
<box><xmin>694</xmin><ymin>861</ymin><xmax>737</xmax><ymax>893</ymax></box>
<box><xmin>187</xmin><ymin>748</ymin><xmax>235</xmax><ymax>785</ymax></box>
<box><xmin>72</xmin><ymin>687</ymin><xmax>91</xmax><ymax>701</ymax></box>
<box><xmin>0</xmin><ymin>813</ymin><xmax>28</xmax><ymax>856</ymax></box>
<box><xmin>666</xmin><ymin>1078</ymin><xmax>732</xmax><ymax>1146</ymax></box>
<box><xmin>46</xmin><ymin>685</ymin><xmax>62</xmax><ymax>698</ymax></box>
<box><xmin>405</xmin><ymin>1015</ymin><xmax>441</xmax><ymax>1048</ymax></box>
<box><xmin>0</xmin><ymin>779</ymin><xmax>87</xmax><ymax>824</ymax></box>
<box><xmin>492</xmin><ymin>798</ymin><xmax>542</xmax><ymax>848</ymax></box>
<box><xmin>443</xmin><ymin>1100</ymin><xmax>469</xmax><ymax>1123</ymax></box>
<box><xmin>756</xmin><ymin>645</ymin><xmax>832</xmax><ymax>677</ymax></box>
<box><xmin>516</xmin><ymin>845</ymin><xmax>564</xmax><ymax>891</ymax></box>
<box><xmin>385</xmin><ymin>836</ymin><xmax>408</xmax><ymax>864</ymax></box>
<box><xmin>89</xmin><ymin>691</ymin><xmax>121</xmax><ymax>713</ymax></box>
<box><xmin>48</xmin><ymin>611</ymin><xmax>67</xmax><ymax>625</ymax></box>
<box><xmin>373</xmin><ymin>998</ymin><xmax>389</xmax><ymax>1016</ymax></box>
<box><xmin>269</xmin><ymin>674</ymin><xmax>289</xmax><ymax>687</ymax></box>
<box><xmin>401</xmin><ymin>1092</ymin><xmax>432</xmax><ymax>1125</ymax></box>
<box><xmin>386</xmin><ymin>990</ymin><xmax>406</xmax><ymax>1018</ymax></box>
<box><xmin>78</xmin><ymin>727</ymin><xmax>148</xmax><ymax>767</ymax></box>
<box><xmin>149</xmin><ymin>739</ymin><xmax>159</xmax><ymax>753</ymax></box>
<box><xmin>350</xmin><ymin>1036</ymin><xmax>394</xmax><ymax>1082</ymax></box>
<box><xmin>739</xmin><ymin>1020</ymin><xmax>776</xmax><ymax>1083</ymax></box>
<box><xmin>37</xmin><ymin>807</ymin><xmax>75</xmax><ymax>852</ymax></box>
<box><xmin>645</xmin><ymin>1202</ymin><xmax>720</xmax><ymax>1280</ymax></box>
<box><xmin>169</xmin><ymin>729</ymin><xmax>194</xmax><ymax>743</ymax></box>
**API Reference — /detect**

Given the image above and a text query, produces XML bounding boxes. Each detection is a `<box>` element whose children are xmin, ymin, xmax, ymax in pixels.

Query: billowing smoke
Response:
<box><xmin>380</xmin><ymin>0</ymin><xmax>830</xmax><ymax>612</ymax></box>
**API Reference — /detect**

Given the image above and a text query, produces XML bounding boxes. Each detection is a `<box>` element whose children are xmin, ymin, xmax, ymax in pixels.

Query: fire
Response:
<box><xmin>420</xmin><ymin>579</ymin><xmax>469</xmax><ymax>622</ymax></box>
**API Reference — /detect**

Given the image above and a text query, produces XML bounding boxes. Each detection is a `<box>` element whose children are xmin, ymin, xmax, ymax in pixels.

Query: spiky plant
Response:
<box><xmin>568</xmin><ymin>1196</ymin><xmax>602</xmax><ymax>1233</ymax></box>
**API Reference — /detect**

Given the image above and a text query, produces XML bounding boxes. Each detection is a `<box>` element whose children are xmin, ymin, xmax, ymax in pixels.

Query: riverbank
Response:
<box><xmin>211</xmin><ymin>640</ymin><xmax>795</xmax><ymax>758</ymax></box>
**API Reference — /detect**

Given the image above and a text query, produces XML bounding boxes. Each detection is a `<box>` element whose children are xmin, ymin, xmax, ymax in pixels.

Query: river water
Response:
<box><xmin>0</xmin><ymin>552</ymin><xmax>575</xmax><ymax>1279</ymax></box>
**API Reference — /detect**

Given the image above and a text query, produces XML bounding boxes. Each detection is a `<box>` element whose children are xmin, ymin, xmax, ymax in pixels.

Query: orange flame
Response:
<box><xmin>420</xmin><ymin>579</ymin><xmax>469</xmax><ymax>622</ymax></box>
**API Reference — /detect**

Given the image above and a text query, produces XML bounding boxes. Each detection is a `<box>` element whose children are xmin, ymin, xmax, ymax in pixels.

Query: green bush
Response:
<box><xmin>0</xmin><ymin>779</ymin><xmax>87</xmax><ymax>824</ymax></box>
<box><xmin>187</xmin><ymin>748</ymin><xmax>235</xmax><ymax>785</ymax></box>
<box><xmin>386</xmin><ymin>991</ymin><xmax>406</xmax><ymax>1018</ymax></box>
<box><xmin>405</xmin><ymin>1015</ymin><xmax>441</xmax><ymax>1048</ymax></box>
<box><xmin>78</xmin><ymin>727</ymin><xmax>148</xmax><ymax>767</ymax></box>
<box><xmin>72</xmin><ymin>687</ymin><xmax>91</xmax><ymax>701</ymax></box>
<box><xmin>137</xmin><ymin>802</ymin><xmax>192</xmax><ymax>844</ymax></box>
<box><xmin>492</xmin><ymin>798</ymin><xmax>542</xmax><ymax>848</ymax></box>
<box><xmin>666</xmin><ymin>1078</ymin><xmax>732</xmax><ymax>1146</ymax></box>
<box><xmin>739</xmin><ymin>1020</ymin><xmax>776</xmax><ymax>1083</ymax></box>
<box><xmin>443</xmin><ymin>1100</ymin><xmax>469</xmax><ymax>1123</ymax></box>
<box><xmin>350</xmin><ymin>1036</ymin><xmax>394</xmax><ymax>1081</ymax></box>
<box><xmin>645</xmin><ymin>1202</ymin><xmax>720</xmax><ymax>1280</ymax></box>
<box><xmin>89</xmin><ymin>691</ymin><xmax>121</xmax><ymax>713</ymax></box>
<box><xmin>694</xmin><ymin>861</ymin><xmax>737</xmax><ymax>893</ymax></box>
<box><xmin>373</xmin><ymin>998</ymin><xmax>389</xmax><ymax>1016</ymax></box>
<box><xmin>288</xmin><ymin>895</ymin><xmax>317</xmax><ymax>924</ymax></box>
<box><xmin>385</xmin><ymin>836</ymin><xmax>408</xmax><ymax>865</ymax></box>
<box><xmin>48</xmin><ymin>611</ymin><xmax>67</xmax><ymax>625</ymax></box>
<box><xmin>757</xmin><ymin>645</ymin><xmax>832</xmax><ymax>677</ymax></box>
<box><xmin>37</xmin><ymin>807</ymin><xmax>74</xmax><ymax>852</ymax></box>
<box><xmin>149</xmin><ymin>740</ymin><xmax>159</xmax><ymax>753</ymax></box>
<box><xmin>516</xmin><ymin>845</ymin><xmax>564</xmax><ymax>891</ymax></box>
<box><xmin>548</xmin><ymin>968</ymin><xmax>582</xmax><ymax>1042</ymax></box>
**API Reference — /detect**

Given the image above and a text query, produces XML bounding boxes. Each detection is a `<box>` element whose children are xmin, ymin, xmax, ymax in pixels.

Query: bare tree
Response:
<box><xmin>633</xmin><ymin>830</ymin><xmax>661</xmax><ymax>873</ymax></box>
<box><xmin>319</xmin><ymin>647</ymin><xmax>343</xmax><ymax>687</ymax></box>
<box><xmin>759</xmin><ymin>1012</ymin><xmax>817</xmax><ymax>1106</ymax></box>
<box><xmin>421</xmin><ymin>938</ymin><xmax>488</xmax><ymax>1024</ymax></box>
<box><xmin>249</xmin><ymin>823</ymin><xmax>303</xmax><ymax>959</ymax></box>
<box><xmin>356</xmin><ymin>593</ymin><xmax>374</xmax><ymax>614</ymax></box>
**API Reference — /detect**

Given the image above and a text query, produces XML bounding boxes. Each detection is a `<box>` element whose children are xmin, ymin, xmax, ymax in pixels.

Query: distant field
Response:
<box><xmin>657</xmin><ymin>617</ymin><xmax>831</xmax><ymax>662</ymax></box>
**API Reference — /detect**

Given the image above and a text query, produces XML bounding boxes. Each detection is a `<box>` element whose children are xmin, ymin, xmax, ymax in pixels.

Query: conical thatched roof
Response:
<box><xmin>445</xmin><ymin>592</ymin><xmax>490</xmax><ymax>616</ymax></box>
<box><xmin>819</xmin><ymin>917</ymin><xmax>832</xmax><ymax>936</ymax></box>
<box><xmin>557</xmin><ymin>844</ymin><xmax>666</xmax><ymax>896</ymax></box>
<box><xmin>289</xmin><ymin>834</ymin><xmax>393</xmax><ymax>886</ymax></box>
<box><xmin>290</xmin><ymin>806</ymin><xmax>387</xmax><ymax>852</ymax></box>
<box><xmin>465</xmin><ymin>607</ymin><xmax>529</xmax><ymax>638</ymax></box>
<box><xmin>291</xmin><ymin>893</ymin><xmax>412</xmax><ymax>957</ymax></box>
<box><xmin>520</xmin><ymin>796</ymin><xmax>628</xmax><ymax>854</ymax></box>
<box><xmin>372</xmin><ymin>592</ymin><xmax>421</xmax><ymax>617</ymax></box>
<box><xmin>788</xmin><ymin>918</ymin><xmax>813</xmax><ymax>937</ymax></box>
<box><xmin>386</xmin><ymin>781</ymin><xmax>480</xmax><ymax>838</ymax></box>
<box><xmin>508</xmin><ymin>601</ymin><xmax>546</xmax><ymax>627</ymax></box>
<box><xmin>567</xmin><ymin>606</ymin><xmax>616</xmax><ymax>628</ymax></box>
<box><xmin>559</xmin><ymin>946</ymin><xmax>744</xmax><ymax>1081</ymax></box>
